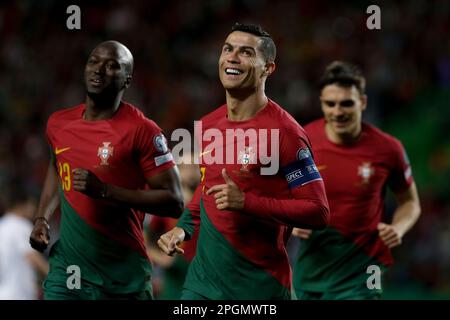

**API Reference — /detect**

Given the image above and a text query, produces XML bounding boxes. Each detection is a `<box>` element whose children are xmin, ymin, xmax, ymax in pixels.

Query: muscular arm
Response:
<box><xmin>158</xmin><ymin>184</ymin><xmax>202</xmax><ymax>256</ymax></box>
<box><xmin>175</xmin><ymin>184</ymin><xmax>201</xmax><ymax>240</ymax></box>
<box><xmin>35</xmin><ymin>162</ymin><xmax>60</xmax><ymax>221</ymax></box>
<box><xmin>378</xmin><ymin>182</ymin><xmax>421</xmax><ymax>248</ymax></box>
<box><xmin>237</xmin><ymin>128</ymin><xmax>329</xmax><ymax>229</ymax></box>
<box><xmin>208</xmin><ymin>168</ymin><xmax>330</xmax><ymax>229</ymax></box>
<box><xmin>29</xmin><ymin>161</ymin><xmax>60</xmax><ymax>252</ymax></box>
<box><xmin>392</xmin><ymin>182</ymin><xmax>421</xmax><ymax>235</ymax></box>
<box><xmin>73</xmin><ymin>166</ymin><xmax>184</xmax><ymax>218</ymax></box>
<box><xmin>243</xmin><ymin>180</ymin><xmax>330</xmax><ymax>229</ymax></box>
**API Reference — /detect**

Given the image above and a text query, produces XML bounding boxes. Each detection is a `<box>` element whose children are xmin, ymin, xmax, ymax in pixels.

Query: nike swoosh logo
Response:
<box><xmin>55</xmin><ymin>147</ymin><xmax>71</xmax><ymax>155</ymax></box>
<box><xmin>199</xmin><ymin>149</ymin><xmax>213</xmax><ymax>157</ymax></box>
<box><xmin>316</xmin><ymin>165</ymin><xmax>327</xmax><ymax>171</ymax></box>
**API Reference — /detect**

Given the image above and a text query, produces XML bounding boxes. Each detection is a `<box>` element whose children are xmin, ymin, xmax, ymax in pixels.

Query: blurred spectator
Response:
<box><xmin>0</xmin><ymin>181</ymin><xmax>49</xmax><ymax>300</ymax></box>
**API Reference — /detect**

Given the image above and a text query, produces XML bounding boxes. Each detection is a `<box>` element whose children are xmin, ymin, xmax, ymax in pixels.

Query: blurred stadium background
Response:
<box><xmin>0</xmin><ymin>0</ymin><xmax>449</xmax><ymax>299</ymax></box>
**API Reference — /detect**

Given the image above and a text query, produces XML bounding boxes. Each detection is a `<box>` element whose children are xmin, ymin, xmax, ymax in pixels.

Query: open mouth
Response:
<box><xmin>90</xmin><ymin>78</ymin><xmax>104</xmax><ymax>86</ymax></box>
<box><xmin>225</xmin><ymin>68</ymin><xmax>243</xmax><ymax>75</ymax></box>
<box><xmin>333</xmin><ymin>118</ymin><xmax>351</xmax><ymax>126</ymax></box>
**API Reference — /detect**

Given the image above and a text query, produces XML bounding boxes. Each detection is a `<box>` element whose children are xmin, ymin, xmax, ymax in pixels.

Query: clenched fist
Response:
<box><xmin>157</xmin><ymin>227</ymin><xmax>186</xmax><ymax>256</ymax></box>
<box><xmin>29</xmin><ymin>218</ymin><xmax>50</xmax><ymax>252</ymax></box>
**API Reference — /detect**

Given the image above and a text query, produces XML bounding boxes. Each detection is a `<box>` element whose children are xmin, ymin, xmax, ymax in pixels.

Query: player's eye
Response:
<box><xmin>323</xmin><ymin>100</ymin><xmax>355</xmax><ymax>107</ymax></box>
<box><xmin>88</xmin><ymin>58</ymin><xmax>97</xmax><ymax>65</ymax></box>
<box><xmin>223</xmin><ymin>45</ymin><xmax>232</xmax><ymax>53</ymax></box>
<box><xmin>106</xmin><ymin>61</ymin><xmax>120</xmax><ymax>69</ymax></box>
<box><xmin>340</xmin><ymin>100</ymin><xmax>355</xmax><ymax>107</ymax></box>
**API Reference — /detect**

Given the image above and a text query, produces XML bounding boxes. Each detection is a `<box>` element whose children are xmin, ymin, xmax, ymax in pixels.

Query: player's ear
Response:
<box><xmin>263</xmin><ymin>62</ymin><xmax>276</xmax><ymax>77</ymax></box>
<box><xmin>124</xmin><ymin>75</ymin><xmax>132</xmax><ymax>88</ymax></box>
<box><xmin>361</xmin><ymin>94</ymin><xmax>368</xmax><ymax>111</ymax></box>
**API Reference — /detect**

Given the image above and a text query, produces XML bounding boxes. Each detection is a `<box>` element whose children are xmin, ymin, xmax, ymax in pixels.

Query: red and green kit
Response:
<box><xmin>177</xmin><ymin>100</ymin><xmax>329</xmax><ymax>300</ymax></box>
<box><xmin>44</xmin><ymin>102</ymin><xmax>174</xmax><ymax>297</ymax></box>
<box><xmin>294</xmin><ymin>119</ymin><xmax>413</xmax><ymax>297</ymax></box>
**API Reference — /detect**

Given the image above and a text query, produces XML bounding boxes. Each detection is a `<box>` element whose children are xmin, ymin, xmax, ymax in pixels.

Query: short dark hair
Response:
<box><xmin>319</xmin><ymin>61</ymin><xmax>366</xmax><ymax>94</ymax></box>
<box><xmin>231</xmin><ymin>22</ymin><xmax>276</xmax><ymax>63</ymax></box>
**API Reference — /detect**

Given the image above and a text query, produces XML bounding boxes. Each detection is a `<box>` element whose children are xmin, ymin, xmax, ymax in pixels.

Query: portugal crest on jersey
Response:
<box><xmin>238</xmin><ymin>146</ymin><xmax>255</xmax><ymax>172</ymax></box>
<box><xmin>98</xmin><ymin>142</ymin><xmax>114</xmax><ymax>165</ymax></box>
<box><xmin>358</xmin><ymin>162</ymin><xmax>374</xmax><ymax>184</ymax></box>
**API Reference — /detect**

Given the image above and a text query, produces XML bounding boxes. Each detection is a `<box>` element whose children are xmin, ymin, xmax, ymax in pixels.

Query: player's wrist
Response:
<box><xmin>171</xmin><ymin>226</ymin><xmax>187</xmax><ymax>242</ymax></box>
<box><xmin>33</xmin><ymin>216</ymin><xmax>50</xmax><ymax>227</ymax></box>
<box><xmin>242</xmin><ymin>192</ymin><xmax>256</xmax><ymax>212</ymax></box>
<box><xmin>239</xmin><ymin>191</ymin><xmax>245</xmax><ymax>210</ymax></box>
<box><xmin>174</xmin><ymin>227</ymin><xmax>186</xmax><ymax>241</ymax></box>
<box><xmin>391</xmin><ymin>223</ymin><xmax>405</xmax><ymax>238</ymax></box>
<box><xmin>100</xmin><ymin>183</ymin><xmax>109</xmax><ymax>199</ymax></box>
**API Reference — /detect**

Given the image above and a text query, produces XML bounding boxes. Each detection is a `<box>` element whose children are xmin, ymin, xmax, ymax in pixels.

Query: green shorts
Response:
<box><xmin>44</xmin><ymin>241</ymin><xmax>153</xmax><ymax>300</ymax></box>
<box><xmin>295</xmin><ymin>288</ymin><xmax>381</xmax><ymax>300</ymax></box>
<box><xmin>43</xmin><ymin>277</ymin><xmax>153</xmax><ymax>300</ymax></box>
<box><xmin>180</xmin><ymin>288</ymin><xmax>210</xmax><ymax>300</ymax></box>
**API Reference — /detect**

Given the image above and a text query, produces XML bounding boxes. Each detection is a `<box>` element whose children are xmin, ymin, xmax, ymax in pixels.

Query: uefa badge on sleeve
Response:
<box><xmin>297</xmin><ymin>147</ymin><xmax>312</xmax><ymax>160</ymax></box>
<box><xmin>154</xmin><ymin>134</ymin><xmax>169</xmax><ymax>154</ymax></box>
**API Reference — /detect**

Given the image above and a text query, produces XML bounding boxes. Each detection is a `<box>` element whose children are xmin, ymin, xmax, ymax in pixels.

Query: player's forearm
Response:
<box><xmin>34</xmin><ymin>163</ymin><xmax>60</xmax><ymax>221</ymax></box>
<box><xmin>176</xmin><ymin>185</ymin><xmax>202</xmax><ymax>240</ymax></box>
<box><xmin>391</xmin><ymin>199</ymin><xmax>421</xmax><ymax>237</ymax></box>
<box><xmin>176</xmin><ymin>207</ymin><xmax>198</xmax><ymax>240</ymax></box>
<box><xmin>105</xmin><ymin>184</ymin><xmax>184</xmax><ymax>218</ymax></box>
<box><xmin>243</xmin><ymin>193</ymin><xmax>330</xmax><ymax>229</ymax></box>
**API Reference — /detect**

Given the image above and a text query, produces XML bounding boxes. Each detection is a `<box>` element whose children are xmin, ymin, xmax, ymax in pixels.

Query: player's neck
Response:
<box><xmin>225</xmin><ymin>89</ymin><xmax>268</xmax><ymax>121</ymax></box>
<box><xmin>84</xmin><ymin>94</ymin><xmax>122</xmax><ymax>121</ymax></box>
<box><xmin>325</xmin><ymin>123</ymin><xmax>362</xmax><ymax>145</ymax></box>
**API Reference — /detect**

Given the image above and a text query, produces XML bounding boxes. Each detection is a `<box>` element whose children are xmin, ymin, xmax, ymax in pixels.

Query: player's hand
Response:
<box><xmin>292</xmin><ymin>228</ymin><xmax>313</xmax><ymax>239</ymax></box>
<box><xmin>157</xmin><ymin>227</ymin><xmax>185</xmax><ymax>256</ymax></box>
<box><xmin>72</xmin><ymin>168</ymin><xmax>107</xmax><ymax>198</ymax></box>
<box><xmin>377</xmin><ymin>222</ymin><xmax>402</xmax><ymax>248</ymax></box>
<box><xmin>206</xmin><ymin>168</ymin><xmax>244</xmax><ymax>210</ymax></box>
<box><xmin>29</xmin><ymin>218</ymin><xmax>50</xmax><ymax>252</ymax></box>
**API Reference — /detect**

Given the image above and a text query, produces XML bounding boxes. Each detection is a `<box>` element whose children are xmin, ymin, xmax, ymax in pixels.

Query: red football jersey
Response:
<box><xmin>177</xmin><ymin>99</ymin><xmax>329</xmax><ymax>299</ymax></box>
<box><xmin>305</xmin><ymin>119</ymin><xmax>413</xmax><ymax>265</ymax></box>
<box><xmin>46</xmin><ymin>101</ymin><xmax>175</xmax><ymax>257</ymax></box>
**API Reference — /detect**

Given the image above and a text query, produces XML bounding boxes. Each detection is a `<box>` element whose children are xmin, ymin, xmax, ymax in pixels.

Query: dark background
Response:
<box><xmin>0</xmin><ymin>0</ymin><xmax>449</xmax><ymax>299</ymax></box>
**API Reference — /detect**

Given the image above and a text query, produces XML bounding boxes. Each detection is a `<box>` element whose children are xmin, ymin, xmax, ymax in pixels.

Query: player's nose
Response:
<box><xmin>227</xmin><ymin>50</ymin><xmax>240</xmax><ymax>64</ymax></box>
<box><xmin>333</xmin><ymin>105</ymin><xmax>345</xmax><ymax>116</ymax></box>
<box><xmin>93</xmin><ymin>63</ymin><xmax>106</xmax><ymax>75</ymax></box>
